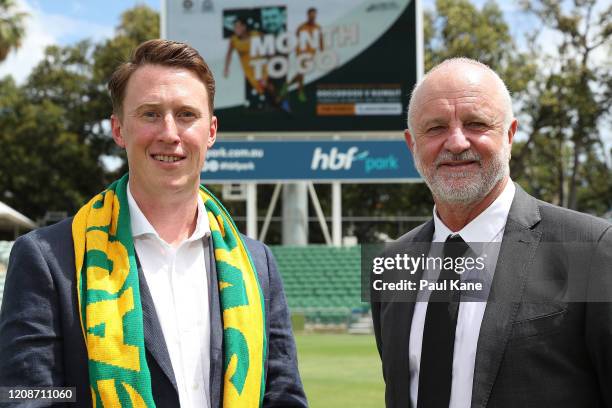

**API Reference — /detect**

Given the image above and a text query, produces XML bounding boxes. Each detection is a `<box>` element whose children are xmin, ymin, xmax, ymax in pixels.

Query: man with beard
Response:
<box><xmin>371</xmin><ymin>58</ymin><xmax>611</xmax><ymax>408</ymax></box>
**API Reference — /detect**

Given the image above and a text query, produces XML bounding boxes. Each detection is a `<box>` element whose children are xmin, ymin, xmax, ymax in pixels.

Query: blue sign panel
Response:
<box><xmin>201</xmin><ymin>140</ymin><xmax>421</xmax><ymax>182</ymax></box>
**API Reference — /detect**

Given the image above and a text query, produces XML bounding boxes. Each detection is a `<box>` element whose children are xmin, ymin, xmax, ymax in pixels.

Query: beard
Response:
<box><xmin>413</xmin><ymin>143</ymin><xmax>510</xmax><ymax>204</ymax></box>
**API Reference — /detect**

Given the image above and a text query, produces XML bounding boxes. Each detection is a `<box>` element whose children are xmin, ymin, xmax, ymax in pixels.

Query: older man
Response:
<box><xmin>0</xmin><ymin>40</ymin><xmax>307</xmax><ymax>408</ymax></box>
<box><xmin>371</xmin><ymin>58</ymin><xmax>611</xmax><ymax>408</ymax></box>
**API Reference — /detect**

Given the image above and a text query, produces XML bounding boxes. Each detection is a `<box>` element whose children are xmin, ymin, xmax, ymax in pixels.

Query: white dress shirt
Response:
<box><xmin>127</xmin><ymin>184</ymin><xmax>211</xmax><ymax>408</ymax></box>
<box><xmin>409</xmin><ymin>180</ymin><xmax>516</xmax><ymax>408</ymax></box>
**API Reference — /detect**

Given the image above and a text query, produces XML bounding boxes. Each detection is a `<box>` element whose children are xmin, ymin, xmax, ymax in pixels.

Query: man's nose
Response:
<box><xmin>443</xmin><ymin>126</ymin><xmax>471</xmax><ymax>154</ymax></box>
<box><xmin>159</xmin><ymin>114</ymin><xmax>180</xmax><ymax>143</ymax></box>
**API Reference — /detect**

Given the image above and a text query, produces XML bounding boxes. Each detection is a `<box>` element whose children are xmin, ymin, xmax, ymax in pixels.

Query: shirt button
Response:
<box><xmin>193</xmin><ymin>383</ymin><xmax>199</xmax><ymax>390</ymax></box>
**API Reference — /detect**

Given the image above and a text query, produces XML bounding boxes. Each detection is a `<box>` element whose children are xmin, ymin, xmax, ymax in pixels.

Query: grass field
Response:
<box><xmin>295</xmin><ymin>333</ymin><xmax>384</xmax><ymax>408</ymax></box>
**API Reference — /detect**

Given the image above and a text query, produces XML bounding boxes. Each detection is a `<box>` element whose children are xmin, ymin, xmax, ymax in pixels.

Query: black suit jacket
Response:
<box><xmin>0</xmin><ymin>218</ymin><xmax>307</xmax><ymax>407</ymax></box>
<box><xmin>372</xmin><ymin>184</ymin><xmax>612</xmax><ymax>408</ymax></box>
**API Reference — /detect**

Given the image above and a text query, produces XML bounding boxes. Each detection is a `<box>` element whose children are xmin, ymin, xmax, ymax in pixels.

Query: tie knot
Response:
<box><xmin>445</xmin><ymin>234</ymin><xmax>464</xmax><ymax>243</ymax></box>
<box><xmin>443</xmin><ymin>234</ymin><xmax>469</xmax><ymax>259</ymax></box>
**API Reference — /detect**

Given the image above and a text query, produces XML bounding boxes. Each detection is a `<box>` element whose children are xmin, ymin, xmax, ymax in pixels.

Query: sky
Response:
<box><xmin>0</xmin><ymin>0</ymin><xmax>160</xmax><ymax>82</ymax></box>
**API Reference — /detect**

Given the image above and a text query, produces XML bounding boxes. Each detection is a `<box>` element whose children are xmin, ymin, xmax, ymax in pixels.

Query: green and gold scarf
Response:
<box><xmin>73</xmin><ymin>174</ymin><xmax>267</xmax><ymax>407</ymax></box>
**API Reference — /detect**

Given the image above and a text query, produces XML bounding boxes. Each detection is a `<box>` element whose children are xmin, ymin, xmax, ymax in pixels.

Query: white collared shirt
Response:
<box><xmin>127</xmin><ymin>183</ymin><xmax>211</xmax><ymax>408</ymax></box>
<box><xmin>409</xmin><ymin>180</ymin><xmax>516</xmax><ymax>408</ymax></box>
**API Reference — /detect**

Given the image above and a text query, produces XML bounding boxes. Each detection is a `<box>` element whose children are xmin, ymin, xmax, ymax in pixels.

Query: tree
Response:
<box><xmin>0</xmin><ymin>77</ymin><xmax>102</xmax><ymax>218</ymax></box>
<box><xmin>93</xmin><ymin>5</ymin><xmax>160</xmax><ymax>86</ymax></box>
<box><xmin>425</xmin><ymin>0</ymin><xmax>536</xmax><ymax>97</ymax></box>
<box><xmin>514</xmin><ymin>0</ymin><xmax>611</xmax><ymax>212</ymax></box>
<box><xmin>0</xmin><ymin>5</ymin><xmax>159</xmax><ymax>220</ymax></box>
<box><xmin>0</xmin><ymin>0</ymin><xmax>27</xmax><ymax>62</ymax></box>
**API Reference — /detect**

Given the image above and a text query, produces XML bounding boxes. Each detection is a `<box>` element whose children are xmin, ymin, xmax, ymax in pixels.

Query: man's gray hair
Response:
<box><xmin>406</xmin><ymin>57</ymin><xmax>514</xmax><ymax>136</ymax></box>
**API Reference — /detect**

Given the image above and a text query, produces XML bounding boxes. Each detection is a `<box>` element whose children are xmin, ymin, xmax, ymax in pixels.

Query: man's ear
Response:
<box><xmin>507</xmin><ymin>118</ymin><xmax>518</xmax><ymax>146</ymax></box>
<box><xmin>111</xmin><ymin>114</ymin><xmax>126</xmax><ymax>148</ymax></box>
<box><xmin>404</xmin><ymin>129</ymin><xmax>415</xmax><ymax>155</ymax></box>
<box><xmin>207</xmin><ymin>116</ymin><xmax>218</xmax><ymax>148</ymax></box>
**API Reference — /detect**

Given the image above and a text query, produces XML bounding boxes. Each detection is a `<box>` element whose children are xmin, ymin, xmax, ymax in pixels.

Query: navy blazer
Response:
<box><xmin>0</xmin><ymin>217</ymin><xmax>308</xmax><ymax>407</ymax></box>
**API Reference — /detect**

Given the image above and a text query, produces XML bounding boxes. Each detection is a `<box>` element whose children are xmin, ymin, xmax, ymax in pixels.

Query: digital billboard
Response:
<box><xmin>164</xmin><ymin>0</ymin><xmax>418</xmax><ymax>133</ymax></box>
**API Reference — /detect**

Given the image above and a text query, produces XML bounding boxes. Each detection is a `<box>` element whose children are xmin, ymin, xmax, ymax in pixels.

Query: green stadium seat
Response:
<box><xmin>270</xmin><ymin>245</ymin><xmax>363</xmax><ymax>321</ymax></box>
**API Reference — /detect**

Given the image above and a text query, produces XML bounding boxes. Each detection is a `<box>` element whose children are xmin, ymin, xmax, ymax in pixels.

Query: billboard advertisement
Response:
<box><xmin>200</xmin><ymin>140</ymin><xmax>420</xmax><ymax>182</ymax></box>
<box><xmin>164</xmin><ymin>0</ymin><xmax>418</xmax><ymax>133</ymax></box>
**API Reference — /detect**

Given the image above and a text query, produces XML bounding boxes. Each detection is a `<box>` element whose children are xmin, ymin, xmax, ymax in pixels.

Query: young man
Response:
<box><xmin>372</xmin><ymin>58</ymin><xmax>611</xmax><ymax>408</ymax></box>
<box><xmin>0</xmin><ymin>39</ymin><xmax>307</xmax><ymax>408</ymax></box>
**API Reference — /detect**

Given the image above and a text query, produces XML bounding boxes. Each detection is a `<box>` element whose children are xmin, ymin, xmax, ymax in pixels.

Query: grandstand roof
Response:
<box><xmin>0</xmin><ymin>201</ymin><xmax>37</xmax><ymax>232</ymax></box>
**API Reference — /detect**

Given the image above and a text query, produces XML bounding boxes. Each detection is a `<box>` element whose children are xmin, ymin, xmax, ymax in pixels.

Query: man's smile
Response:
<box><xmin>437</xmin><ymin>160</ymin><xmax>480</xmax><ymax>169</ymax></box>
<box><xmin>151</xmin><ymin>154</ymin><xmax>186</xmax><ymax>163</ymax></box>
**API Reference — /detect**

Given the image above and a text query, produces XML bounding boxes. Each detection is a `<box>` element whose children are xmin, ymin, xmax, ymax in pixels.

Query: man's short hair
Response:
<box><xmin>108</xmin><ymin>39</ymin><xmax>216</xmax><ymax>117</ymax></box>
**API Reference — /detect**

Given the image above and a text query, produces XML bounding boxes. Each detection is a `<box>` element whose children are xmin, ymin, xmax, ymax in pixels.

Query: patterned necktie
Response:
<box><xmin>417</xmin><ymin>234</ymin><xmax>469</xmax><ymax>408</ymax></box>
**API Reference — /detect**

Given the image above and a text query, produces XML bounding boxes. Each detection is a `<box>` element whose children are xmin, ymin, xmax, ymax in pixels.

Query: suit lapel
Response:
<box><xmin>137</xmin><ymin>258</ymin><xmax>178</xmax><ymax>393</ymax></box>
<box><xmin>384</xmin><ymin>221</ymin><xmax>434</xmax><ymax>407</ymax></box>
<box><xmin>206</xmin><ymin>234</ymin><xmax>224</xmax><ymax>408</ymax></box>
<box><xmin>471</xmin><ymin>185</ymin><xmax>542</xmax><ymax>408</ymax></box>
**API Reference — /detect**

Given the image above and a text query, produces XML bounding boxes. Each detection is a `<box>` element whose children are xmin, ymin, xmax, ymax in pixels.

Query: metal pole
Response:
<box><xmin>332</xmin><ymin>182</ymin><xmax>342</xmax><ymax>246</ymax></box>
<box><xmin>282</xmin><ymin>182</ymin><xmax>308</xmax><ymax>245</ymax></box>
<box><xmin>259</xmin><ymin>183</ymin><xmax>282</xmax><ymax>242</ymax></box>
<box><xmin>246</xmin><ymin>183</ymin><xmax>257</xmax><ymax>239</ymax></box>
<box><xmin>307</xmin><ymin>182</ymin><xmax>332</xmax><ymax>246</ymax></box>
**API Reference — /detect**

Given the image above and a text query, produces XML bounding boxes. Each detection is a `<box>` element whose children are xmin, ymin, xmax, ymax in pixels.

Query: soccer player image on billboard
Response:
<box><xmin>222</xmin><ymin>6</ymin><xmax>290</xmax><ymax>112</ymax></box>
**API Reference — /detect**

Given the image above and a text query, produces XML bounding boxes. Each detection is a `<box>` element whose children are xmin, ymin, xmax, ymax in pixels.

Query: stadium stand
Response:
<box><xmin>270</xmin><ymin>245</ymin><xmax>368</xmax><ymax>327</ymax></box>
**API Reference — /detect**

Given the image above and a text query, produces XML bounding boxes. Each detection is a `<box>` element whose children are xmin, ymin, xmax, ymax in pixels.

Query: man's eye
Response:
<box><xmin>142</xmin><ymin>111</ymin><xmax>158</xmax><ymax>118</ymax></box>
<box><xmin>178</xmin><ymin>110</ymin><xmax>196</xmax><ymax>117</ymax></box>
<box><xmin>466</xmin><ymin>122</ymin><xmax>488</xmax><ymax>129</ymax></box>
<box><xmin>426</xmin><ymin>126</ymin><xmax>444</xmax><ymax>133</ymax></box>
